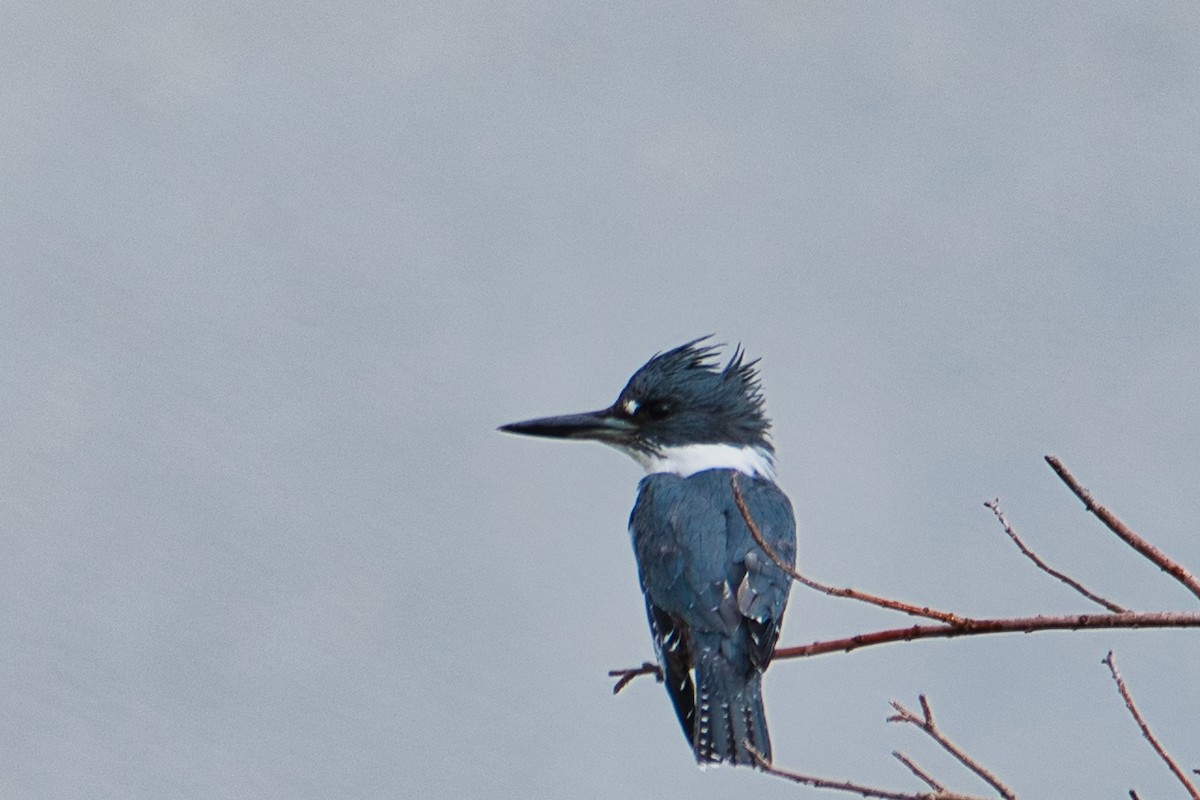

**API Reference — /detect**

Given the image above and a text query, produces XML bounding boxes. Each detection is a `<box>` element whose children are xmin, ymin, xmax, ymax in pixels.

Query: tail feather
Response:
<box><xmin>693</xmin><ymin>652</ymin><xmax>771</xmax><ymax>767</ymax></box>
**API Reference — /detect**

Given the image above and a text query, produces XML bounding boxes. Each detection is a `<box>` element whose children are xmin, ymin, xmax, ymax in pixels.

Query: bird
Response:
<box><xmin>499</xmin><ymin>337</ymin><xmax>796</xmax><ymax>767</ymax></box>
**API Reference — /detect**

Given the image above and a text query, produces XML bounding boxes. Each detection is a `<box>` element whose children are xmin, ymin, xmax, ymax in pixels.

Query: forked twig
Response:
<box><xmin>984</xmin><ymin>498</ymin><xmax>1127</xmax><ymax>613</ymax></box>
<box><xmin>889</xmin><ymin>695</ymin><xmax>1016</xmax><ymax>800</ymax></box>
<box><xmin>608</xmin><ymin>661</ymin><xmax>660</xmax><ymax>694</ymax></box>
<box><xmin>1046</xmin><ymin>456</ymin><xmax>1200</xmax><ymax>603</ymax></box>
<box><xmin>747</xmin><ymin>744</ymin><xmax>990</xmax><ymax>800</ymax></box>
<box><xmin>1103</xmin><ymin>650</ymin><xmax>1200</xmax><ymax>800</ymax></box>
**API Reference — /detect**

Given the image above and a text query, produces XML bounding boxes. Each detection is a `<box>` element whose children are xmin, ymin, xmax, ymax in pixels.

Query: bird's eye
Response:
<box><xmin>617</xmin><ymin>397</ymin><xmax>671</xmax><ymax>421</ymax></box>
<box><xmin>643</xmin><ymin>400</ymin><xmax>672</xmax><ymax>420</ymax></box>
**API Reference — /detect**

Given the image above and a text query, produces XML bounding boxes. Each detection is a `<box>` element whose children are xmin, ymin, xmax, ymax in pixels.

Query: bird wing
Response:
<box><xmin>629</xmin><ymin>473</ymin><xmax>731</xmax><ymax>744</ymax></box>
<box><xmin>726</xmin><ymin>473</ymin><xmax>796</xmax><ymax>669</ymax></box>
<box><xmin>642</xmin><ymin>598</ymin><xmax>695</xmax><ymax>743</ymax></box>
<box><xmin>630</xmin><ymin>473</ymin><xmax>733</xmax><ymax>635</ymax></box>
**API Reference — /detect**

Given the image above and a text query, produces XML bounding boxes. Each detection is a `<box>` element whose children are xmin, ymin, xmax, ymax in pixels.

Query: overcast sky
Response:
<box><xmin>3</xmin><ymin>3</ymin><xmax>1199</xmax><ymax>798</ymax></box>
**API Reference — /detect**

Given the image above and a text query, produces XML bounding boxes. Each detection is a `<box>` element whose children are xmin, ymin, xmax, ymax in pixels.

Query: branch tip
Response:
<box><xmin>985</xmin><ymin>495</ymin><xmax>1127</xmax><ymax>613</ymax></box>
<box><xmin>1104</xmin><ymin>650</ymin><xmax>1200</xmax><ymax>800</ymax></box>
<box><xmin>1045</xmin><ymin>456</ymin><xmax>1200</xmax><ymax>604</ymax></box>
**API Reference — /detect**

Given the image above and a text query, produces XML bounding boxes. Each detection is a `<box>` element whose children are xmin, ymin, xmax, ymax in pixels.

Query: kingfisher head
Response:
<box><xmin>499</xmin><ymin>337</ymin><xmax>776</xmax><ymax>478</ymax></box>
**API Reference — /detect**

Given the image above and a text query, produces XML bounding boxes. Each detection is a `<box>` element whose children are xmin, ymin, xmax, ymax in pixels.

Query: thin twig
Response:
<box><xmin>731</xmin><ymin>474</ymin><xmax>971</xmax><ymax>626</ymax></box>
<box><xmin>889</xmin><ymin>695</ymin><xmax>1016</xmax><ymax>800</ymax></box>
<box><xmin>1103</xmin><ymin>650</ymin><xmax>1200</xmax><ymax>800</ymax></box>
<box><xmin>984</xmin><ymin>498</ymin><xmax>1127</xmax><ymax>613</ymax></box>
<box><xmin>1046</xmin><ymin>456</ymin><xmax>1200</xmax><ymax>604</ymax></box>
<box><xmin>892</xmin><ymin>751</ymin><xmax>945</xmax><ymax>793</ymax></box>
<box><xmin>747</xmin><ymin>745</ymin><xmax>990</xmax><ymax>800</ymax></box>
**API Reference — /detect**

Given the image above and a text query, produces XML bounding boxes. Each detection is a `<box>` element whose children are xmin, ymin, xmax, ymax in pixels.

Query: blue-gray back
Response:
<box><xmin>629</xmin><ymin>468</ymin><xmax>795</xmax><ymax>671</ymax></box>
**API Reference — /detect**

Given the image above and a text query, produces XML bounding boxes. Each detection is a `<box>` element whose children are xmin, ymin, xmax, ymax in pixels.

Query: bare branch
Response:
<box><xmin>731</xmin><ymin>474</ymin><xmax>971</xmax><ymax>626</ymax></box>
<box><xmin>1045</xmin><ymin>456</ymin><xmax>1200</xmax><ymax>604</ymax></box>
<box><xmin>892</xmin><ymin>751</ymin><xmax>945</xmax><ymax>793</ymax></box>
<box><xmin>610</xmin><ymin>612</ymin><xmax>1200</xmax><ymax>688</ymax></box>
<box><xmin>772</xmin><ymin>611</ymin><xmax>1200</xmax><ymax>660</ymax></box>
<box><xmin>1103</xmin><ymin>650</ymin><xmax>1200</xmax><ymax>800</ymax></box>
<box><xmin>747</xmin><ymin>745</ymin><xmax>990</xmax><ymax>800</ymax></box>
<box><xmin>984</xmin><ymin>498</ymin><xmax>1127</xmax><ymax>613</ymax></box>
<box><xmin>889</xmin><ymin>695</ymin><xmax>1016</xmax><ymax>800</ymax></box>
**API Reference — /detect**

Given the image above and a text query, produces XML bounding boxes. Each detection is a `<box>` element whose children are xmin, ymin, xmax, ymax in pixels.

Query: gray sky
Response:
<box><xmin>3</xmin><ymin>3</ymin><xmax>1199</xmax><ymax>798</ymax></box>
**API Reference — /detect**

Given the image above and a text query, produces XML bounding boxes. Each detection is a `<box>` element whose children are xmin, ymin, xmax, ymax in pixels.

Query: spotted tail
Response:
<box><xmin>693</xmin><ymin>650</ymin><xmax>771</xmax><ymax>767</ymax></box>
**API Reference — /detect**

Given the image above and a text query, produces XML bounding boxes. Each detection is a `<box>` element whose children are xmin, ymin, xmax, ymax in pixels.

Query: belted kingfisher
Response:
<box><xmin>500</xmin><ymin>338</ymin><xmax>796</xmax><ymax>767</ymax></box>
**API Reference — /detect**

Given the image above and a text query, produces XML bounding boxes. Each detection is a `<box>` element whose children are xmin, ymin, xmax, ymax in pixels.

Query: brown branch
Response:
<box><xmin>607</xmin><ymin>662</ymin><xmax>660</xmax><ymax>694</ymax></box>
<box><xmin>747</xmin><ymin>745</ymin><xmax>990</xmax><ymax>800</ymax></box>
<box><xmin>1103</xmin><ymin>650</ymin><xmax>1200</xmax><ymax>800</ymax></box>
<box><xmin>1046</xmin><ymin>456</ymin><xmax>1200</xmax><ymax>603</ymax></box>
<box><xmin>731</xmin><ymin>474</ymin><xmax>971</xmax><ymax>626</ymax></box>
<box><xmin>773</xmin><ymin>611</ymin><xmax>1200</xmax><ymax>660</ymax></box>
<box><xmin>610</xmin><ymin>611</ymin><xmax>1200</xmax><ymax>688</ymax></box>
<box><xmin>889</xmin><ymin>695</ymin><xmax>1015</xmax><ymax>800</ymax></box>
<box><xmin>984</xmin><ymin>498</ymin><xmax>1127</xmax><ymax>613</ymax></box>
<box><xmin>892</xmin><ymin>751</ymin><xmax>946</xmax><ymax>793</ymax></box>
<box><xmin>747</xmin><ymin>697</ymin><xmax>1008</xmax><ymax>800</ymax></box>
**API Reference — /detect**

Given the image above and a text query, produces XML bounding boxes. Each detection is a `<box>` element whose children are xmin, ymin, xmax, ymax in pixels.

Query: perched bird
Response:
<box><xmin>500</xmin><ymin>338</ymin><xmax>796</xmax><ymax>767</ymax></box>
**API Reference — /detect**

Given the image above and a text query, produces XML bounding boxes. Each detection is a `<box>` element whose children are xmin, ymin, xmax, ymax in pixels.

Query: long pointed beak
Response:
<box><xmin>498</xmin><ymin>408</ymin><xmax>635</xmax><ymax>444</ymax></box>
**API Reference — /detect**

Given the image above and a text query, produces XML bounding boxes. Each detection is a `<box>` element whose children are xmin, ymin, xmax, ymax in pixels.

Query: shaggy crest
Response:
<box><xmin>615</xmin><ymin>336</ymin><xmax>774</xmax><ymax>451</ymax></box>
